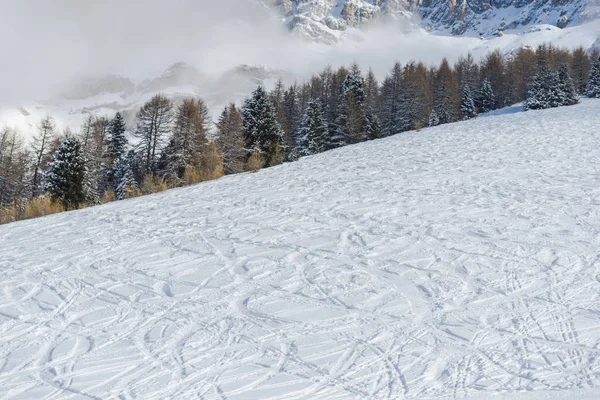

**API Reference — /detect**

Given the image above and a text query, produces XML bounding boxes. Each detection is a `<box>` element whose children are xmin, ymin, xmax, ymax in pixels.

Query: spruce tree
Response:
<box><xmin>107</xmin><ymin>112</ymin><xmax>128</xmax><ymax>162</ymax></box>
<box><xmin>587</xmin><ymin>57</ymin><xmax>600</xmax><ymax>98</ymax></box>
<box><xmin>432</xmin><ymin>59</ymin><xmax>460</xmax><ymax>125</ymax></box>
<box><xmin>328</xmin><ymin>100</ymin><xmax>350</xmax><ymax>150</ymax></box>
<box><xmin>114</xmin><ymin>150</ymin><xmax>138</xmax><ymax>200</ymax></box>
<box><xmin>380</xmin><ymin>63</ymin><xmax>403</xmax><ymax>137</ymax></box>
<box><xmin>45</xmin><ymin>137</ymin><xmax>86</xmax><ymax>210</ymax></box>
<box><xmin>460</xmin><ymin>85</ymin><xmax>477</xmax><ymax>120</ymax></box>
<box><xmin>428</xmin><ymin>110</ymin><xmax>440</xmax><ymax>127</ymax></box>
<box><xmin>556</xmin><ymin>64</ymin><xmax>578</xmax><ymax>106</ymax></box>
<box><xmin>242</xmin><ymin>86</ymin><xmax>284</xmax><ymax>167</ymax></box>
<box><xmin>478</xmin><ymin>79</ymin><xmax>495</xmax><ymax>113</ymax></box>
<box><xmin>297</xmin><ymin>100</ymin><xmax>328</xmax><ymax>156</ymax></box>
<box><xmin>364</xmin><ymin>111</ymin><xmax>380</xmax><ymax>140</ymax></box>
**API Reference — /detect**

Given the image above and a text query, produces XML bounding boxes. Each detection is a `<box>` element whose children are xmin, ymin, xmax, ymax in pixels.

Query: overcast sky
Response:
<box><xmin>0</xmin><ymin>0</ymin><xmax>484</xmax><ymax>105</ymax></box>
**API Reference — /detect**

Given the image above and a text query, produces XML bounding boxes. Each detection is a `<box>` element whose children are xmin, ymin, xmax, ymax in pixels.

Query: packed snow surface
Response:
<box><xmin>2</xmin><ymin>101</ymin><xmax>600</xmax><ymax>399</ymax></box>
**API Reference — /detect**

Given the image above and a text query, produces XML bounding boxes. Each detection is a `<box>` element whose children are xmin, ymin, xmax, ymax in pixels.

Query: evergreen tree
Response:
<box><xmin>242</xmin><ymin>86</ymin><xmax>284</xmax><ymax>167</ymax></box>
<box><xmin>587</xmin><ymin>57</ymin><xmax>600</xmax><ymax>98</ymax></box>
<box><xmin>478</xmin><ymin>79</ymin><xmax>495</xmax><ymax>113</ymax></box>
<box><xmin>380</xmin><ymin>63</ymin><xmax>403</xmax><ymax>137</ymax></box>
<box><xmin>104</xmin><ymin>112</ymin><xmax>129</xmax><ymax>191</ymax></box>
<box><xmin>45</xmin><ymin>137</ymin><xmax>86</xmax><ymax>210</ymax></box>
<box><xmin>460</xmin><ymin>85</ymin><xmax>477</xmax><ymax>120</ymax></box>
<box><xmin>297</xmin><ymin>100</ymin><xmax>328</xmax><ymax>156</ymax></box>
<box><xmin>364</xmin><ymin>111</ymin><xmax>380</xmax><ymax>140</ymax></box>
<box><xmin>432</xmin><ymin>58</ymin><xmax>460</xmax><ymax>125</ymax></box>
<box><xmin>283</xmin><ymin>84</ymin><xmax>303</xmax><ymax>159</ymax></box>
<box><xmin>107</xmin><ymin>112</ymin><xmax>128</xmax><ymax>162</ymax></box>
<box><xmin>328</xmin><ymin>99</ymin><xmax>350</xmax><ymax>150</ymax></box>
<box><xmin>524</xmin><ymin>68</ymin><xmax>572</xmax><ymax>110</ymax></box>
<box><xmin>134</xmin><ymin>94</ymin><xmax>173</xmax><ymax>175</ymax></box>
<box><xmin>556</xmin><ymin>64</ymin><xmax>578</xmax><ymax>106</ymax></box>
<box><xmin>215</xmin><ymin>104</ymin><xmax>246</xmax><ymax>175</ymax></box>
<box><xmin>428</xmin><ymin>109</ymin><xmax>440</xmax><ymax>127</ymax></box>
<box><xmin>342</xmin><ymin>65</ymin><xmax>365</xmax><ymax>104</ymax></box>
<box><xmin>114</xmin><ymin>150</ymin><xmax>138</xmax><ymax>200</ymax></box>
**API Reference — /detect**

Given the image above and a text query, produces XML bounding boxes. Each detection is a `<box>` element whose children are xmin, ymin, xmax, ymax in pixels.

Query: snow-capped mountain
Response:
<box><xmin>270</xmin><ymin>0</ymin><xmax>600</xmax><ymax>42</ymax></box>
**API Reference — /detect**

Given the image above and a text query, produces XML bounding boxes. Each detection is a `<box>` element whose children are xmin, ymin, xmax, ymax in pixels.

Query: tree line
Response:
<box><xmin>1</xmin><ymin>44</ymin><xmax>599</xmax><ymax>224</ymax></box>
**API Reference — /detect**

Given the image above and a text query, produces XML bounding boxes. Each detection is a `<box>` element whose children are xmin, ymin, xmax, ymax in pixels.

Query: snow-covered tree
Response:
<box><xmin>460</xmin><ymin>85</ymin><xmax>477</xmax><ymax>120</ymax></box>
<box><xmin>342</xmin><ymin>64</ymin><xmax>365</xmax><ymax>104</ymax></box>
<box><xmin>114</xmin><ymin>150</ymin><xmax>138</xmax><ymax>200</ymax></box>
<box><xmin>478</xmin><ymin>79</ymin><xmax>495</xmax><ymax>114</ymax></box>
<box><xmin>556</xmin><ymin>64</ymin><xmax>578</xmax><ymax>106</ymax></box>
<box><xmin>107</xmin><ymin>112</ymin><xmax>128</xmax><ymax>162</ymax></box>
<box><xmin>428</xmin><ymin>109</ymin><xmax>440</xmax><ymax>127</ymax></box>
<box><xmin>587</xmin><ymin>57</ymin><xmax>600</xmax><ymax>98</ymax></box>
<box><xmin>524</xmin><ymin>69</ymin><xmax>558</xmax><ymax>110</ymax></box>
<box><xmin>297</xmin><ymin>100</ymin><xmax>328</xmax><ymax>156</ymax></box>
<box><xmin>524</xmin><ymin>67</ymin><xmax>578</xmax><ymax>110</ymax></box>
<box><xmin>364</xmin><ymin>111</ymin><xmax>380</xmax><ymax>140</ymax></box>
<box><xmin>45</xmin><ymin>137</ymin><xmax>86</xmax><ymax>210</ymax></box>
<box><xmin>432</xmin><ymin>58</ymin><xmax>460</xmax><ymax>125</ymax></box>
<box><xmin>242</xmin><ymin>86</ymin><xmax>284</xmax><ymax>167</ymax></box>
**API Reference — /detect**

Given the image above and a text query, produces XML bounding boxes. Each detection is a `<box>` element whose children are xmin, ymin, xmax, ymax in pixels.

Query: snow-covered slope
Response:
<box><xmin>2</xmin><ymin>100</ymin><xmax>600</xmax><ymax>399</ymax></box>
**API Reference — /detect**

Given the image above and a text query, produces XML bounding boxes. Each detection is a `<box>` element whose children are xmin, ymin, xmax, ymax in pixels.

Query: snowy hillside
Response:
<box><xmin>2</xmin><ymin>100</ymin><xmax>600</xmax><ymax>399</ymax></box>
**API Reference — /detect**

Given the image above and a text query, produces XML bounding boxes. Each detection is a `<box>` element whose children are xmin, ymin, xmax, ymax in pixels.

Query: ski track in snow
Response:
<box><xmin>2</xmin><ymin>100</ymin><xmax>600</xmax><ymax>399</ymax></box>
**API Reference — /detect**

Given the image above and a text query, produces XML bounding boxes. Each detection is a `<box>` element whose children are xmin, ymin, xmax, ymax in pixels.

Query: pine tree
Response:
<box><xmin>242</xmin><ymin>86</ymin><xmax>284</xmax><ymax>167</ymax></box>
<box><xmin>45</xmin><ymin>137</ymin><xmax>86</xmax><ymax>210</ymax></box>
<box><xmin>328</xmin><ymin>99</ymin><xmax>350</xmax><ymax>150</ymax></box>
<box><xmin>556</xmin><ymin>64</ymin><xmax>578</xmax><ymax>106</ymax></box>
<box><xmin>364</xmin><ymin>111</ymin><xmax>380</xmax><ymax>140</ymax></box>
<box><xmin>104</xmin><ymin>112</ymin><xmax>128</xmax><ymax>191</ymax></box>
<box><xmin>587</xmin><ymin>57</ymin><xmax>600</xmax><ymax>98</ymax></box>
<box><xmin>215</xmin><ymin>104</ymin><xmax>246</xmax><ymax>175</ymax></box>
<box><xmin>525</xmin><ymin>65</ymin><xmax>579</xmax><ymax>110</ymax></box>
<box><xmin>428</xmin><ymin>110</ymin><xmax>440</xmax><ymax>127</ymax></box>
<box><xmin>380</xmin><ymin>63</ymin><xmax>403</xmax><ymax>137</ymax></box>
<box><xmin>107</xmin><ymin>112</ymin><xmax>128</xmax><ymax>162</ymax></box>
<box><xmin>134</xmin><ymin>94</ymin><xmax>173</xmax><ymax>175</ymax></box>
<box><xmin>114</xmin><ymin>150</ymin><xmax>138</xmax><ymax>200</ymax></box>
<box><xmin>460</xmin><ymin>85</ymin><xmax>477</xmax><ymax>120</ymax></box>
<box><xmin>478</xmin><ymin>79</ymin><xmax>495</xmax><ymax>113</ymax></box>
<box><xmin>432</xmin><ymin>58</ymin><xmax>460</xmax><ymax>124</ymax></box>
<box><xmin>297</xmin><ymin>100</ymin><xmax>329</xmax><ymax>156</ymax></box>
<box><xmin>342</xmin><ymin>65</ymin><xmax>365</xmax><ymax>104</ymax></box>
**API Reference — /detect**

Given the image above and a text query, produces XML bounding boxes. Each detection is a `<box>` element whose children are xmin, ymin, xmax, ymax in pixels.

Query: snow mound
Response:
<box><xmin>1</xmin><ymin>100</ymin><xmax>600</xmax><ymax>399</ymax></box>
